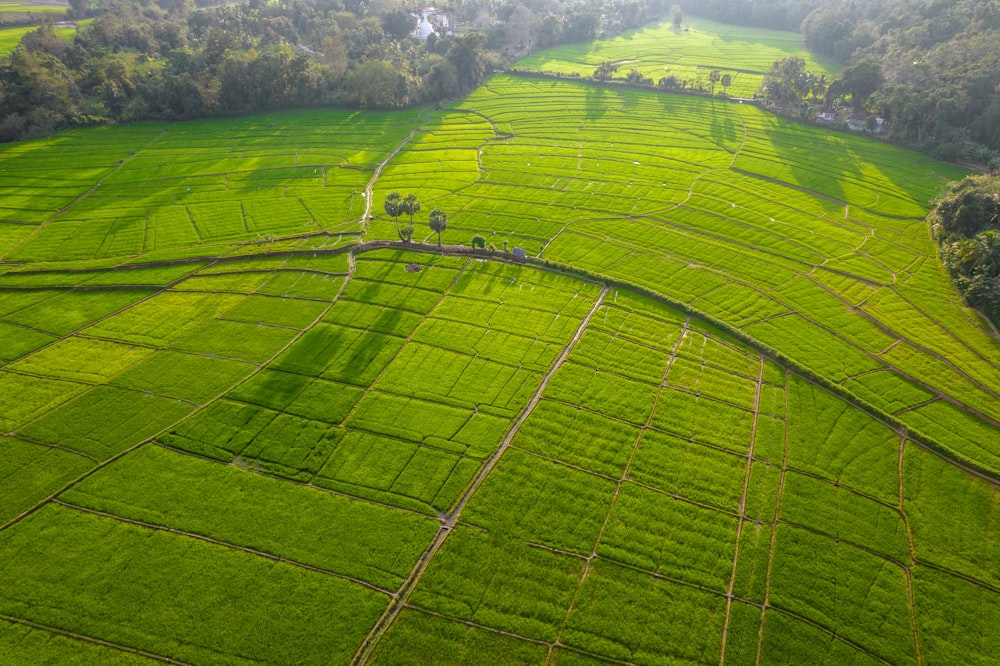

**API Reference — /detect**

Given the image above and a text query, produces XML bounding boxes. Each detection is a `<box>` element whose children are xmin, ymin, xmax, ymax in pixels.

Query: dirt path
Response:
<box><xmin>351</xmin><ymin>285</ymin><xmax>609</xmax><ymax>665</ymax></box>
<box><xmin>359</xmin><ymin>117</ymin><xmax>429</xmax><ymax>230</ymax></box>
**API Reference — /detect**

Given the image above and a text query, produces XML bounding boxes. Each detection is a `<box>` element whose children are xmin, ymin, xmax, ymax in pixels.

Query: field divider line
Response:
<box><xmin>898</xmin><ymin>436</ymin><xmax>924</xmax><ymax>665</ymax></box>
<box><xmin>51</xmin><ymin>499</ymin><xmax>394</xmax><ymax>596</ymax></box>
<box><xmin>547</xmin><ymin>316</ymin><xmax>691</xmax><ymax>663</ymax></box>
<box><xmin>754</xmin><ymin>368</ymin><xmax>792</xmax><ymax>666</ymax></box>
<box><xmin>762</xmin><ymin>606</ymin><xmax>893</xmax><ymax>665</ymax></box>
<box><xmin>0</xmin><ymin>254</ymin><xmax>354</xmax><ymax>534</ymax></box>
<box><xmin>913</xmin><ymin>558</ymin><xmax>1000</xmax><ymax>595</ymax></box>
<box><xmin>351</xmin><ymin>285</ymin><xmax>610</xmax><ymax>666</ymax></box>
<box><xmin>719</xmin><ymin>352</ymin><xmax>766</xmax><ymax>665</ymax></box>
<box><xmin>0</xmin><ymin>612</ymin><xmax>189</xmax><ymax>665</ymax></box>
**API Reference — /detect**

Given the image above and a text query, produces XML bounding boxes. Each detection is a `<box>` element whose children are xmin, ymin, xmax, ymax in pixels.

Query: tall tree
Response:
<box><xmin>428</xmin><ymin>208</ymin><xmax>447</xmax><ymax>246</ymax></box>
<box><xmin>720</xmin><ymin>73</ymin><xmax>732</xmax><ymax>96</ymax></box>
<box><xmin>384</xmin><ymin>192</ymin><xmax>404</xmax><ymax>240</ymax></box>
<box><xmin>708</xmin><ymin>69</ymin><xmax>720</xmax><ymax>95</ymax></box>
<box><xmin>400</xmin><ymin>193</ymin><xmax>420</xmax><ymax>242</ymax></box>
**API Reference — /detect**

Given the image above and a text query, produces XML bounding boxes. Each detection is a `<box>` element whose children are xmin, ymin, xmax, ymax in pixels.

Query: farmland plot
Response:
<box><xmin>0</xmin><ymin>243</ymin><xmax>997</xmax><ymax>664</ymax></box>
<box><xmin>367</xmin><ymin>74</ymin><xmax>1000</xmax><ymax>477</ymax></box>
<box><xmin>516</xmin><ymin>17</ymin><xmax>837</xmax><ymax>98</ymax></box>
<box><xmin>2</xmin><ymin>38</ymin><xmax>1000</xmax><ymax>663</ymax></box>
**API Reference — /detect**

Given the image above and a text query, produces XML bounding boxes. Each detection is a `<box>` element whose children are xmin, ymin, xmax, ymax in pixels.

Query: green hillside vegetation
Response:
<box><xmin>1</xmin><ymin>14</ymin><xmax>1000</xmax><ymax>666</ymax></box>
<box><xmin>516</xmin><ymin>17</ymin><xmax>838</xmax><ymax>98</ymax></box>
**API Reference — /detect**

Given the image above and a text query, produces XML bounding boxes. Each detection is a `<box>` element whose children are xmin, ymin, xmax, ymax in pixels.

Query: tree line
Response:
<box><xmin>0</xmin><ymin>0</ymin><xmax>675</xmax><ymax>142</ymax></box>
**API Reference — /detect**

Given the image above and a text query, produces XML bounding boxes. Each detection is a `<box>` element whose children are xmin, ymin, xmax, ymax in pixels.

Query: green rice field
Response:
<box><xmin>1</xmin><ymin>17</ymin><xmax>999</xmax><ymax>666</ymax></box>
<box><xmin>515</xmin><ymin>17</ymin><xmax>839</xmax><ymax>97</ymax></box>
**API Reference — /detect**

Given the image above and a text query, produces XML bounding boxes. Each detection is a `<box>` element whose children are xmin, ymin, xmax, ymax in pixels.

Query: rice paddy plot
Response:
<box><xmin>7</xmin><ymin>337</ymin><xmax>155</xmax><ymax>384</ymax></box>
<box><xmin>61</xmin><ymin>444</ymin><xmax>438</xmax><ymax>590</ymax></box>
<box><xmin>370</xmin><ymin>609</ymin><xmax>548</xmax><ymax>665</ymax></box>
<box><xmin>912</xmin><ymin>565</ymin><xmax>1000</xmax><ymax>665</ymax></box>
<box><xmin>18</xmin><ymin>385</ymin><xmax>194</xmax><ymax>461</ymax></box>
<box><xmin>0</xmin><ymin>371</ymin><xmax>89</xmax><ymax>432</ymax></box>
<box><xmin>786</xmin><ymin>374</ymin><xmax>900</xmax><ymax>502</ymax></box>
<box><xmin>408</xmin><ymin>526</ymin><xmax>586</xmax><ymax>642</ymax></box>
<box><xmin>0</xmin><ymin>617</ymin><xmax>158</xmax><ymax>666</ymax></box>
<box><xmin>82</xmin><ymin>290</ymin><xmax>244</xmax><ymax>347</ymax></box>
<box><xmin>0</xmin><ymin>436</ymin><xmax>92</xmax><ymax>524</ymax></box>
<box><xmin>345</xmin><ymin>390</ymin><xmax>507</xmax><ymax>458</ymax></box>
<box><xmin>598</xmin><ymin>481</ymin><xmax>739</xmax><ymax>591</ymax></box>
<box><xmin>768</xmin><ymin>525</ymin><xmax>917</xmax><ymax>663</ymax></box>
<box><xmin>512</xmin><ymin>399</ymin><xmax>640</xmax><ymax>477</ymax></box>
<box><xmin>227</xmin><ymin>369</ymin><xmax>365</xmax><ymax>424</ymax></box>
<box><xmin>270</xmin><ymin>323</ymin><xmax>406</xmax><ymax>386</ymax></box>
<box><xmin>167</xmin><ymin>318</ymin><xmax>299</xmax><ymax>364</ymax></box>
<box><xmin>758</xmin><ymin>609</ymin><xmax>883</xmax><ymax>665</ymax></box>
<box><xmin>1</xmin><ymin>288</ymin><xmax>153</xmax><ymax>336</ymax></box>
<box><xmin>315</xmin><ymin>429</ymin><xmax>481</xmax><ymax>515</ymax></box>
<box><xmin>544</xmin><ymin>361</ymin><xmax>660</xmax><ymax>426</ymax></box>
<box><xmin>462</xmin><ymin>448</ymin><xmax>615</xmax><ymax>555</ymax></box>
<box><xmin>561</xmin><ymin>559</ymin><xmax>726</xmax><ymax>664</ymax></box>
<box><xmin>108</xmin><ymin>350</ymin><xmax>255</xmax><ymax>404</ymax></box>
<box><xmin>651</xmin><ymin>388</ymin><xmax>754</xmax><ymax>453</ymax></box>
<box><xmin>0</xmin><ymin>503</ymin><xmax>388</xmax><ymax>665</ymax></box>
<box><xmin>903</xmin><ymin>443</ymin><xmax>1000</xmax><ymax>588</ymax></box>
<box><xmin>629</xmin><ymin>429</ymin><xmax>747</xmax><ymax>512</ymax></box>
<box><xmin>779</xmin><ymin>471</ymin><xmax>910</xmax><ymax>562</ymax></box>
<box><xmin>374</xmin><ymin>343</ymin><xmax>543</xmax><ymax>415</ymax></box>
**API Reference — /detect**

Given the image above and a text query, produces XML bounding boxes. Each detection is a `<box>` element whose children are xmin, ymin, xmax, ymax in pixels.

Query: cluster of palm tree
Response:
<box><xmin>383</xmin><ymin>193</ymin><xmax>448</xmax><ymax>246</ymax></box>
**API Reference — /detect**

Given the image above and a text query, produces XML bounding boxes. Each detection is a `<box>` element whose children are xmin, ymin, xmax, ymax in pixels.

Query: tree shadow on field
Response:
<box><xmin>707</xmin><ymin>99</ymin><xmax>739</xmax><ymax>153</ymax></box>
<box><xmin>585</xmin><ymin>85</ymin><xmax>611</xmax><ymax>122</ymax></box>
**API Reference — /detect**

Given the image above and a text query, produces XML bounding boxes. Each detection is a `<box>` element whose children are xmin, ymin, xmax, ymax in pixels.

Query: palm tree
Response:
<box><xmin>708</xmin><ymin>69</ymin><xmax>720</xmax><ymax>95</ymax></box>
<box><xmin>429</xmin><ymin>208</ymin><xmax>447</xmax><ymax>247</ymax></box>
<box><xmin>400</xmin><ymin>193</ymin><xmax>420</xmax><ymax>242</ymax></box>
<box><xmin>384</xmin><ymin>192</ymin><xmax>403</xmax><ymax>240</ymax></box>
<box><xmin>720</xmin><ymin>73</ymin><xmax>732</xmax><ymax>96</ymax></box>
